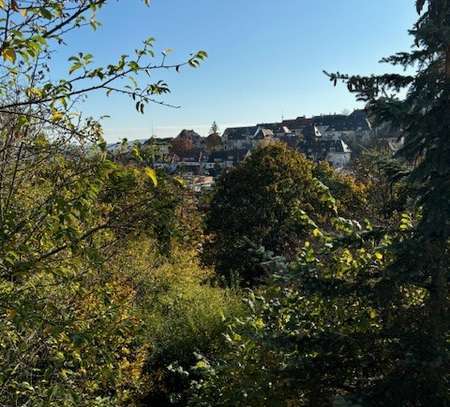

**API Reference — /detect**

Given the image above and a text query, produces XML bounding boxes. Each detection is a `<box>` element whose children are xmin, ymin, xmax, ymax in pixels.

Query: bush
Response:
<box><xmin>113</xmin><ymin>242</ymin><xmax>243</xmax><ymax>406</ymax></box>
<box><xmin>189</xmin><ymin>211</ymin><xmax>436</xmax><ymax>407</ymax></box>
<box><xmin>0</xmin><ymin>260</ymin><xmax>149</xmax><ymax>406</ymax></box>
<box><xmin>0</xmin><ymin>145</ymin><xmax>213</xmax><ymax>406</ymax></box>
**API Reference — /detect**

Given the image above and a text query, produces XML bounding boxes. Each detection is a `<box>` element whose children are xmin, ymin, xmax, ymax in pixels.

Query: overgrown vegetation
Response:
<box><xmin>0</xmin><ymin>1</ymin><xmax>448</xmax><ymax>406</ymax></box>
<box><xmin>203</xmin><ymin>142</ymin><xmax>367</xmax><ymax>285</ymax></box>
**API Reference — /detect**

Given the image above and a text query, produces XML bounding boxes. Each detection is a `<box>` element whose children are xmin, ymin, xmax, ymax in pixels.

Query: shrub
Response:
<box><xmin>113</xmin><ymin>242</ymin><xmax>243</xmax><ymax>406</ymax></box>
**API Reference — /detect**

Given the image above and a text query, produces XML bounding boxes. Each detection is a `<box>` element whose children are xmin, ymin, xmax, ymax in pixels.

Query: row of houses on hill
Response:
<box><xmin>175</xmin><ymin>110</ymin><xmax>371</xmax><ymax>172</ymax></box>
<box><xmin>222</xmin><ymin>110</ymin><xmax>371</xmax><ymax>152</ymax></box>
<box><xmin>110</xmin><ymin>110</ymin><xmax>375</xmax><ymax>177</ymax></box>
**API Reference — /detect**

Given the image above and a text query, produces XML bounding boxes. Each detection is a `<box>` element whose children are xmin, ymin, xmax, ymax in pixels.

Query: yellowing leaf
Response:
<box><xmin>0</xmin><ymin>1</ymin><xmax>4</xmax><ymax>9</ymax></box>
<box><xmin>145</xmin><ymin>168</ymin><xmax>158</xmax><ymax>187</ymax></box>
<box><xmin>2</xmin><ymin>48</ymin><xmax>16</xmax><ymax>63</ymax></box>
<box><xmin>195</xmin><ymin>360</ymin><xmax>209</xmax><ymax>370</ymax></box>
<box><xmin>254</xmin><ymin>318</ymin><xmax>265</xmax><ymax>329</ymax></box>
<box><xmin>174</xmin><ymin>176</ymin><xmax>186</xmax><ymax>187</ymax></box>
<box><xmin>50</xmin><ymin>109</ymin><xmax>63</xmax><ymax>122</ymax></box>
<box><xmin>374</xmin><ymin>252</ymin><xmax>383</xmax><ymax>261</ymax></box>
<box><xmin>26</xmin><ymin>87</ymin><xmax>43</xmax><ymax>98</ymax></box>
<box><xmin>6</xmin><ymin>308</ymin><xmax>16</xmax><ymax>320</ymax></box>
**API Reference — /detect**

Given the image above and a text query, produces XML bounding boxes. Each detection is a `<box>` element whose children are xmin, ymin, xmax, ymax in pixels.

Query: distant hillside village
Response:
<box><xmin>109</xmin><ymin>109</ymin><xmax>400</xmax><ymax>190</ymax></box>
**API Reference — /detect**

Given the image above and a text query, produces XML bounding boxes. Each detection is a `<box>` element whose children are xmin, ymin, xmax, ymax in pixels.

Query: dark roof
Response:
<box><xmin>298</xmin><ymin>137</ymin><xmax>351</xmax><ymax>160</ymax></box>
<box><xmin>223</xmin><ymin>126</ymin><xmax>257</xmax><ymax>140</ymax></box>
<box><xmin>302</xmin><ymin>124</ymin><xmax>322</xmax><ymax>140</ymax></box>
<box><xmin>329</xmin><ymin>139</ymin><xmax>351</xmax><ymax>153</ymax></box>
<box><xmin>144</xmin><ymin>137</ymin><xmax>172</xmax><ymax>145</ymax></box>
<box><xmin>281</xmin><ymin>116</ymin><xmax>313</xmax><ymax>130</ymax></box>
<box><xmin>312</xmin><ymin>110</ymin><xmax>371</xmax><ymax>131</ymax></box>
<box><xmin>312</xmin><ymin>114</ymin><xmax>348</xmax><ymax>129</ymax></box>
<box><xmin>348</xmin><ymin>109</ymin><xmax>372</xmax><ymax>130</ymax></box>
<box><xmin>278</xmin><ymin>135</ymin><xmax>302</xmax><ymax>149</ymax></box>
<box><xmin>256</xmin><ymin>122</ymin><xmax>291</xmax><ymax>134</ymax></box>
<box><xmin>338</xmin><ymin>139</ymin><xmax>351</xmax><ymax>153</ymax></box>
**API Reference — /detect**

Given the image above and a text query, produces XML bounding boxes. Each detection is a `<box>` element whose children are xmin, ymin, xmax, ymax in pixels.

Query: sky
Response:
<box><xmin>58</xmin><ymin>0</ymin><xmax>418</xmax><ymax>142</ymax></box>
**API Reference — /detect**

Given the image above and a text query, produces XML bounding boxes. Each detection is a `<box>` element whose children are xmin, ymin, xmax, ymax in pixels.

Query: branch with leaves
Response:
<box><xmin>0</xmin><ymin>0</ymin><xmax>208</xmax><ymax>121</ymax></box>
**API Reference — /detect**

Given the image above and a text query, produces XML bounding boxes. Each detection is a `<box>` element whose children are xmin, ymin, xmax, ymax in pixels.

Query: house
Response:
<box><xmin>281</xmin><ymin>116</ymin><xmax>314</xmax><ymax>136</ymax></box>
<box><xmin>221</xmin><ymin>118</ymin><xmax>354</xmax><ymax>169</ymax></box>
<box><xmin>150</xmin><ymin>109</ymin><xmax>377</xmax><ymax>177</ymax></box>
<box><xmin>312</xmin><ymin>110</ymin><xmax>373</xmax><ymax>144</ymax></box>
<box><xmin>277</xmin><ymin>134</ymin><xmax>302</xmax><ymax>149</ymax></box>
<box><xmin>256</xmin><ymin>123</ymin><xmax>293</xmax><ymax>138</ymax></box>
<box><xmin>208</xmin><ymin>149</ymin><xmax>249</xmax><ymax>168</ymax></box>
<box><xmin>252</xmin><ymin>127</ymin><xmax>274</xmax><ymax>148</ymax></box>
<box><xmin>189</xmin><ymin>176</ymin><xmax>215</xmax><ymax>192</ymax></box>
<box><xmin>143</xmin><ymin>137</ymin><xmax>172</xmax><ymax>161</ymax></box>
<box><xmin>325</xmin><ymin>139</ymin><xmax>352</xmax><ymax>168</ymax></box>
<box><xmin>169</xmin><ymin>148</ymin><xmax>204</xmax><ymax>175</ymax></box>
<box><xmin>222</xmin><ymin>126</ymin><xmax>257</xmax><ymax>150</ymax></box>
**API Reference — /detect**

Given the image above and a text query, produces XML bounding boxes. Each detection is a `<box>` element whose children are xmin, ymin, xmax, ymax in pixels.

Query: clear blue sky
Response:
<box><xmin>60</xmin><ymin>0</ymin><xmax>418</xmax><ymax>141</ymax></box>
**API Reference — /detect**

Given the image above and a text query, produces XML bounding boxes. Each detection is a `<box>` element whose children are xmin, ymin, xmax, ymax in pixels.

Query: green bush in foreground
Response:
<box><xmin>112</xmin><ymin>243</ymin><xmax>243</xmax><ymax>406</ymax></box>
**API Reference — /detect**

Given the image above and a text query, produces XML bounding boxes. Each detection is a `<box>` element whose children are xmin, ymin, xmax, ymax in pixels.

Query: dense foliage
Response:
<box><xmin>203</xmin><ymin>142</ymin><xmax>366</xmax><ymax>284</ymax></box>
<box><xmin>0</xmin><ymin>1</ymin><xmax>215</xmax><ymax>406</ymax></box>
<box><xmin>0</xmin><ymin>1</ymin><xmax>448</xmax><ymax>406</ymax></box>
<box><xmin>326</xmin><ymin>0</ymin><xmax>450</xmax><ymax>403</ymax></box>
<box><xmin>193</xmin><ymin>1</ymin><xmax>449</xmax><ymax>406</ymax></box>
<box><xmin>191</xmin><ymin>210</ymin><xmax>423</xmax><ymax>406</ymax></box>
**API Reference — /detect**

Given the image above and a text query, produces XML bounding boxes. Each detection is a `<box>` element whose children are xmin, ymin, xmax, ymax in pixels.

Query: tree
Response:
<box><xmin>171</xmin><ymin>136</ymin><xmax>194</xmax><ymax>157</ymax></box>
<box><xmin>325</xmin><ymin>1</ymin><xmax>449</xmax><ymax>403</ymax></box>
<box><xmin>191</xmin><ymin>3</ymin><xmax>450</xmax><ymax>405</ymax></box>
<box><xmin>205</xmin><ymin>132</ymin><xmax>222</xmax><ymax>152</ymax></box>
<box><xmin>349</xmin><ymin>147</ymin><xmax>412</xmax><ymax>222</ymax></box>
<box><xmin>0</xmin><ymin>1</ymin><xmax>208</xmax><ymax>404</ymax></box>
<box><xmin>209</xmin><ymin>121</ymin><xmax>219</xmax><ymax>135</ymax></box>
<box><xmin>191</xmin><ymin>204</ymin><xmax>401</xmax><ymax>406</ymax></box>
<box><xmin>0</xmin><ymin>0</ymin><xmax>207</xmax><ymax>266</ymax></box>
<box><xmin>0</xmin><ymin>1</ymin><xmax>207</xmax><ymax>116</ymax></box>
<box><xmin>203</xmin><ymin>142</ymin><xmax>364</xmax><ymax>285</ymax></box>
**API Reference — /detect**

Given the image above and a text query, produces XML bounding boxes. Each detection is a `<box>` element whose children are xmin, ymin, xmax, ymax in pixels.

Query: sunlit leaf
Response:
<box><xmin>145</xmin><ymin>168</ymin><xmax>158</xmax><ymax>187</ymax></box>
<box><xmin>2</xmin><ymin>48</ymin><xmax>16</xmax><ymax>63</ymax></box>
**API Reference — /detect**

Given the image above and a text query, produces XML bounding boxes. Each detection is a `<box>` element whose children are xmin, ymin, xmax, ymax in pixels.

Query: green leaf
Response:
<box><xmin>39</xmin><ymin>7</ymin><xmax>53</xmax><ymax>19</ymax></box>
<box><xmin>69</xmin><ymin>62</ymin><xmax>82</xmax><ymax>74</ymax></box>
